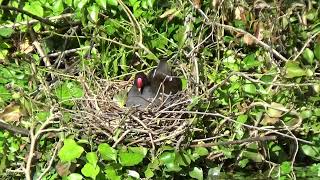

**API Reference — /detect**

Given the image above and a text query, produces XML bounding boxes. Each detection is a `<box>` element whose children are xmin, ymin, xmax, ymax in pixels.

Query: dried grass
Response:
<box><xmin>72</xmin><ymin>78</ymin><xmax>193</xmax><ymax>148</ymax></box>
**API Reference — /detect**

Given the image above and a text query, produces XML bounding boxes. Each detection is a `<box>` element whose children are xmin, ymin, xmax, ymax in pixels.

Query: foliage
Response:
<box><xmin>0</xmin><ymin>0</ymin><xmax>320</xmax><ymax>179</ymax></box>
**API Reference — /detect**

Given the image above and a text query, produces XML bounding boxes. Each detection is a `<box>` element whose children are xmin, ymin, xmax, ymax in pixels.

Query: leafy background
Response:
<box><xmin>0</xmin><ymin>0</ymin><xmax>320</xmax><ymax>179</ymax></box>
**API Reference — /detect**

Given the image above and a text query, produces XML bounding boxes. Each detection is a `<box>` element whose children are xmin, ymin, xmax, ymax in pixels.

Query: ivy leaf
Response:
<box><xmin>74</xmin><ymin>0</ymin><xmax>89</xmax><ymax>9</ymax></box>
<box><xmin>54</xmin><ymin>81</ymin><xmax>84</xmax><ymax>106</ymax></box>
<box><xmin>66</xmin><ymin>173</ymin><xmax>83</xmax><ymax>180</ymax></box>
<box><xmin>88</xmin><ymin>4</ymin><xmax>100</xmax><ymax>23</ymax></box>
<box><xmin>98</xmin><ymin>143</ymin><xmax>117</xmax><ymax>161</ymax></box>
<box><xmin>0</xmin><ymin>28</ymin><xmax>14</xmax><ymax>38</ymax></box>
<box><xmin>86</xmin><ymin>152</ymin><xmax>98</xmax><ymax>165</ymax></box>
<box><xmin>64</xmin><ymin>0</ymin><xmax>72</xmax><ymax>6</ymax></box>
<box><xmin>119</xmin><ymin>152</ymin><xmax>144</xmax><ymax>166</ymax></box>
<box><xmin>301</xmin><ymin>145</ymin><xmax>320</xmax><ymax>160</ymax></box>
<box><xmin>118</xmin><ymin>147</ymin><xmax>146</xmax><ymax>167</ymax></box>
<box><xmin>194</xmin><ymin>147</ymin><xmax>208</xmax><ymax>156</ymax></box>
<box><xmin>285</xmin><ymin>61</ymin><xmax>306</xmax><ymax>78</ymax></box>
<box><xmin>165</xmin><ymin>162</ymin><xmax>181</xmax><ymax>172</ymax></box>
<box><xmin>243</xmin><ymin>53</ymin><xmax>260</xmax><ymax>70</ymax></box>
<box><xmin>81</xmin><ymin>163</ymin><xmax>100</xmax><ymax>179</ymax></box>
<box><xmin>302</xmin><ymin>48</ymin><xmax>314</xmax><ymax>64</ymax></box>
<box><xmin>128</xmin><ymin>146</ymin><xmax>148</xmax><ymax>157</ymax></box>
<box><xmin>23</xmin><ymin>1</ymin><xmax>44</xmax><ymax>18</ymax></box>
<box><xmin>242</xmin><ymin>150</ymin><xmax>263</xmax><ymax>162</ymax></box>
<box><xmin>52</xmin><ymin>0</ymin><xmax>64</xmax><ymax>15</ymax></box>
<box><xmin>107</xmin><ymin>0</ymin><xmax>118</xmax><ymax>6</ymax></box>
<box><xmin>314</xmin><ymin>43</ymin><xmax>320</xmax><ymax>60</ymax></box>
<box><xmin>159</xmin><ymin>151</ymin><xmax>175</xmax><ymax>164</ymax></box>
<box><xmin>280</xmin><ymin>161</ymin><xmax>292</xmax><ymax>175</ymax></box>
<box><xmin>96</xmin><ymin>0</ymin><xmax>106</xmax><ymax>9</ymax></box>
<box><xmin>189</xmin><ymin>167</ymin><xmax>203</xmax><ymax>180</ymax></box>
<box><xmin>127</xmin><ymin>170</ymin><xmax>140</xmax><ymax>179</ymax></box>
<box><xmin>243</xmin><ymin>83</ymin><xmax>257</xmax><ymax>95</ymax></box>
<box><xmin>58</xmin><ymin>139</ymin><xmax>84</xmax><ymax>162</ymax></box>
<box><xmin>105</xmin><ymin>165</ymin><xmax>121</xmax><ymax>180</ymax></box>
<box><xmin>144</xmin><ymin>168</ymin><xmax>154</xmax><ymax>178</ymax></box>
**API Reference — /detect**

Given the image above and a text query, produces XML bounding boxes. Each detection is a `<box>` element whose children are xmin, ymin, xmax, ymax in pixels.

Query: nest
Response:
<box><xmin>72</xmin><ymin>78</ymin><xmax>192</xmax><ymax>147</ymax></box>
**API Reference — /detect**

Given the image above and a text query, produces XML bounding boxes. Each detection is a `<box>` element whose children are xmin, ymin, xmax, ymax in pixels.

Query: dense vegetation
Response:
<box><xmin>0</xmin><ymin>0</ymin><xmax>320</xmax><ymax>179</ymax></box>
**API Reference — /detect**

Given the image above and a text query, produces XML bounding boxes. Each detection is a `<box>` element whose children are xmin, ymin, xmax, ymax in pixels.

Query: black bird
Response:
<box><xmin>148</xmin><ymin>59</ymin><xmax>182</xmax><ymax>94</ymax></box>
<box><xmin>126</xmin><ymin>59</ymin><xmax>182</xmax><ymax>109</ymax></box>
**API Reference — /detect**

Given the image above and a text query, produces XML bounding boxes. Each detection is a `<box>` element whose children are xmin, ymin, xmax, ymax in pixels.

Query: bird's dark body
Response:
<box><xmin>126</xmin><ymin>59</ymin><xmax>182</xmax><ymax>109</ymax></box>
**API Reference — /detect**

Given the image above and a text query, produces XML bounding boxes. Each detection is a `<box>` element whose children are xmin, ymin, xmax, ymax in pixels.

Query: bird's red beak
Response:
<box><xmin>137</xmin><ymin>77</ymin><xmax>143</xmax><ymax>93</ymax></box>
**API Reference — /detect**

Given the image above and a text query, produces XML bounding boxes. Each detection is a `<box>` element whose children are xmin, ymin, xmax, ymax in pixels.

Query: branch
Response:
<box><xmin>0</xmin><ymin>121</ymin><xmax>29</xmax><ymax>136</ymax></box>
<box><xmin>0</xmin><ymin>13</ymin><xmax>74</xmax><ymax>29</ymax></box>
<box><xmin>188</xmin><ymin>2</ymin><xmax>288</xmax><ymax>62</ymax></box>
<box><xmin>0</xmin><ymin>5</ymin><xmax>63</xmax><ymax>28</ymax></box>
<box><xmin>159</xmin><ymin>110</ymin><xmax>312</xmax><ymax>145</ymax></box>
<box><xmin>36</xmin><ymin>141</ymin><xmax>61</xmax><ymax>180</ymax></box>
<box><xmin>24</xmin><ymin>108</ymin><xmax>62</xmax><ymax>180</ymax></box>
<box><xmin>190</xmin><ymin>135</ymin><xmax>277</xmax><ymax>147</ymax></box>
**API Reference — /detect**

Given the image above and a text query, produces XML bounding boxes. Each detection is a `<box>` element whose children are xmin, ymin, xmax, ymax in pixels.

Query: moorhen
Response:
<box><xmin>126</xmin><ymin>72</ymin><xmax>158</xmax><ymax>109</ymax></box>
<box><xmin>126</xmin><ymin>59</ymin><xmax>182</xmax><ymax>109</ymax></box>
<box><xmin>149</xmin><ymin>59</ymin><xmax>182</xmax><ymax>94</ymax></box>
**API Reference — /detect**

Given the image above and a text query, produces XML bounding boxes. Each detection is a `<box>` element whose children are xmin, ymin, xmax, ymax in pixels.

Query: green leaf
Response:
<box><xmin>128</xmin><ymin>146</ymin><xmax>148</xmax><ymax>156</ymax></box>
<box><xmin>64</xmin><ymin>0</ymin><xmax>73</xmax><ymax>6</ymax></box>
<box><xmin>67</xmin><ymin>173</ymin><xmax>83</xmax><ymax>180</ymax></box>
<box><xmin>165</xmin><ymin>162</ymin><xmax>182</xmax><ymax>172</ymax></box>
<box><xmin>301</xmin><ymin>145</ymin><xmax>320</xmax><ymax>160</ymax></box>
<box><xmin>107</xmin><ymin>0</ymin><xmax>118</xmax><ymax>6</ymax></box>
<box><xmin>120</xmin><ymin>52</ymin><xmax>128</xmax><ymax>73</ymax></box>
<box><xmin>54</xmin><ymin>81</ymin><xmax>84</xmax><ymax>106</ymax></box>
<box><xmin>113</xmin><ymin>90</ymin><xmax>127</xmax><ymax>108</ymax></box>
<box><xmin>112</xmin><ymin>58</ymin><xmax>119</xmax><ymax>76</ymax></box>
<box><xmin>146</xmin><ymin>0</ymin><xmax>154</xmax><ymax>8</ymax></box>
<box><xmin>300</xmin><ymin>110</ymin><xmax>312</xmax><ymax>119</ymax></box>
<box><xmin>207</xmin><ymin>167</ymin><xmax>221</xmax><ymax>178</ymax></box>
<box><xmin>176</xmin><ymin>152</ymin><xmax>191</xmax><ymax>166</ymax></box>
<box><xmin>74</xmin><ymin>0</ymin><xmax>89</xmax><ymax>9</ymax></box>
<box><xmin>144</xmin><ymin>168</ymin><xmax>154</xmax><ymax>178</ymax></box>
<box><xmin>285</xmin><ymin>61</ymin><xmax>306</xmax><ymax>78</ymax></box>
<box><xmin>189</xmin><ymin>167</ymin><xmax>203</xmax><ymax>180</ymax></box>
<box><xmin>159</xmin><ymin>151</ymin><xmax>175</xmax><ymax>164</ymax></box>
<box><xmin>23</xmin><ymin>2</ymin><xmax>44</xmax><ymax>18</ymax></box>
<box><xmin>96</xmin><ymin>0</ymin><xmax>106</xmax><ymax>9</ymax></box>
<box><xmin>86</xmin><ymin>152</ymin><xmax>98</xmax><ymax>165</ymax></box>
<box><xmin>0</xmin><ymin>49</ymin><xmax>8</xmax><ymax>60</ymax></box>
<box><xmin>242</xmin><ymin>150</ymin><xmax>263</xmax><ymax>162</ymax></box>
<box><xmin>105</xmin><ymin>165</ymin><xmax>121</xmax><ymax>180</ymax></box>
<box><xmin>35</xmin><ymin>111</ymin><xmax>50</xmax><ymax>122</ymax></box>
<box><xmin>280</xmin><ymin>161</ymin><xmax>292</xmax><ymax>175</ymax></box>
<box><xmin>58</xmin><ymin>139</ymin><xmax>84</xmax><ymax>162</ymax></box>
<box><xmin>238</xmin><ymin>158</ymin><xmax>249</xmax><ymax>168</ymax></box>
<box><xmin>243</xmin><ymin>84</ymin><xmax>257</xmax><ymax>95</ymax></box>
<box><xmin>119</xmin><ymin>152</ymin><xmax>144</xmax><ymax>166</ymax></box>
<box><xmin>159</xmin><ymin>151</ymin><xmax>181</xmax><ymax>172</ymax></box>
<box><xmin>104</xmin><ymin>20</ymin><xmax>118</xmax><ymax>35</ymax></box>
<box><xmin>243</xmin><ymin>53</ymin><xmax>260</xmax><ymax>69</ymax></box>
<box><xmin>88</xmin><ymin>4</ymin><xmax>100</xmax><ymax>23</ymax></box>
<box><xmin>194</xmin><ymin>147</ymin><xmax>208</xmax><ymax>156</ymax></box>
<box><xmin>314</xmin><ymin>43</ymin><xmax>320</xmax><ymax>60</ymax></box>
<box><xmin>53</xmin><ymin>0</ymin><xmax>64</xmax><ymax>15</ymax></box>
<box><xmin>267</xmin><ymin>102</ymin><xmax>285</xmax><ymax>118</ymax></box>
<box><xmin>173</xmin><ymin>26</ymin><xmax>187</xmax><ymax>48</ymax></box>
<box><xmin>127</xmin><ymin>170</ymin><xmax>140</xmax><ymax>179</ymax></box>
<box><xmin>0</xmin><ymin>28</ymin><xmax>14</xmax><ymax>38</ymax></box>
<box><xmin>302</xmin><ymin>48</ymin><xmax>314</xmax><ymax>64</ymax></box>
<box><xmin>81</xmin><ymin>163</ymin><xmax>100</xmax><ymax>179</ymax></box>
<box><xmin>98</xmin><ymin>143</ymin><xmax>117</xmax><ymax>161</ymax></box>
<box><xmin>128</xmin><ymin>0</ymin><xmax>137</xmax><ymax>6</ymax></box>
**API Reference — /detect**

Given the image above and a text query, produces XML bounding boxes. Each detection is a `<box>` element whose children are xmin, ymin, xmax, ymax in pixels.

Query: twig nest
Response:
<box><xmin>73</xmin><ymin>79</ymin><xmax>192</xmax><ymax>147</ymax></box>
